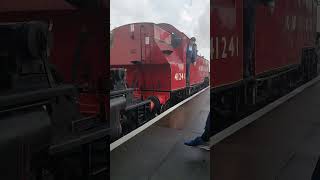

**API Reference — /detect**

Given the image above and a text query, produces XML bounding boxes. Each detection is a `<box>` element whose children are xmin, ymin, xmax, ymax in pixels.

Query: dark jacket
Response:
<box><xmin>187</xmin><ymin>42</ymin><xmax>197</xmax><ymax>64</ymax></box>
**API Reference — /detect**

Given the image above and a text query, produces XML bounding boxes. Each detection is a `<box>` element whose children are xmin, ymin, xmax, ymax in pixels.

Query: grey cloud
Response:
<box><xmin>111</xmin><ymin>0</ymin><xmax>210</xmax><ymax>60</ymax></box>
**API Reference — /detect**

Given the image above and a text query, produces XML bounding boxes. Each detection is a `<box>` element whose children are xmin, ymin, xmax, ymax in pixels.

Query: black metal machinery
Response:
<box><xmin>0</xmin><ymin>21</ymin><xmax>109</xmax><ymax>180</ymax></box>
<box><xmin>110</xmin><ymin>68</ymin><xmax>151</xmax><ymax>140</ymax></box>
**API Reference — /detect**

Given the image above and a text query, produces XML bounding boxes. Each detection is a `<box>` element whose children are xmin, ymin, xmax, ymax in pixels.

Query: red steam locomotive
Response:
<box><xmin>110</xmin><ymin>23</ymin><xmax>209</xmax><ymax>136</ymax></box>
<box><xmin>211</xmin><ymin>0</ymin><xmax>318</xmax><ymax>129</ymax></box>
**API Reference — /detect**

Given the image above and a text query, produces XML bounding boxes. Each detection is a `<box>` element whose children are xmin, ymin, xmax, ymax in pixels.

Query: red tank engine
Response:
<box><xmin>111</xmin><ymin>23</ymin><xmax>209</xmax><ymax>114</ymax></box>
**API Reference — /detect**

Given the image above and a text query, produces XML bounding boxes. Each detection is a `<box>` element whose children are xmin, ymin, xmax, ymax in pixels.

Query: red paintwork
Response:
<box><xmin>211</xmin><ymin>0</ymin><xmax>244</xmax><ymax>88</ymax></box>
<box><xmin>190</xmin><ymin>56</ymin><xmax>210</xmax><ymax>86</ymax></box>
<box><xmin>0</xmin><ymin>0</ymin><xmax>108</xmax><ymax>118</ymax></box>
<box><xmin>111</xmin><ymin>22</ymin><xmax>209</xmax><ymax>105</ymax></box>
<box><xmin>255</xmin><ymin>0</ymin><xmax>316</xmax><ymax>75</ymax></box>
<box><xmin>211</xmin><ymin>0</ymin><xmax>317</xmax><ymax>89</ymax></box>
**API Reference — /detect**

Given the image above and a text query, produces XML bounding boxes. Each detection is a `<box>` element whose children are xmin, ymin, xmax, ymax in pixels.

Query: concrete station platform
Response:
<box><xmin>111</xmin><ymin>88</ymin><xmax>210</xmax><ymax>180</ymax></box>
<box><xmin>212</xmin><ymin>77</ymin><xmax>320</xmax><ymax>180</ymax></box>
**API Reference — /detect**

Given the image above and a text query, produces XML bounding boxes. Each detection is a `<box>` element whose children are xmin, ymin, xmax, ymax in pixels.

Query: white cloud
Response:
<box><xmin>110</xmin><ymin>0</ymin><xmax>210</xmax><ymax>60</ymax></box>
<box><xmin>180</xmin><ymin>10</ymin><xmax>193</xmax><ymax>22</ymax></box>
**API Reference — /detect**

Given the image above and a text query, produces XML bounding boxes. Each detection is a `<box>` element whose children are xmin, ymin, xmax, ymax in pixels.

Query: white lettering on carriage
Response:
<box><xmin>175</xmin><ymin>73</ymin><xmax>185</xmax><ymax>81</ymax></box>
<box><xmin>211</xmin><ymin>36</ymin><xmax>239</xmax><ymax>60</ymax></box>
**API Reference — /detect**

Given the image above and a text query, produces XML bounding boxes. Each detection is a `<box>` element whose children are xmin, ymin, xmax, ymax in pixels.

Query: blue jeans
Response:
<box><xmin>201</xmin><ymin>112</ymin><xmax>213</xmax><ymax>142</ymax></box>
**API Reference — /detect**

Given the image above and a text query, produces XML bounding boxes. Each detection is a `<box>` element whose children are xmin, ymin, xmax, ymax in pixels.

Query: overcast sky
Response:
<box><xmin>110</xmin><ymin>0</ymin><xmax>210</xmax><ymax>60</ymax></box>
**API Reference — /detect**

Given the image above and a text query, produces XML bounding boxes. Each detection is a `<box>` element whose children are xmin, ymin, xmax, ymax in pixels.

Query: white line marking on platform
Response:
<box><xmin>110</xmin><ymin>86</ymin><xmax>210</xmax><ymax>151</ymax></box>
<box><xmin>209</xmin><ymin>76</ymin><xmax>320</xmax><ymax>147</ymax></box>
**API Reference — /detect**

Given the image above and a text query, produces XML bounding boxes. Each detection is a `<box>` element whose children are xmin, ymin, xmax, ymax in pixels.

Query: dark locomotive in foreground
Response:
<box><xmin>110</xmin><ymin>68</ymin><xmax>151</xmax><ymax>138</ymax></box>
<box><xmin>211</xmin><ymin>0</ymin><xmax>319</xmax><ymax>132</ymax></box>
<box><xmin>110</xmin><ymin>23</ymin><xmax>210</xmax><ymax>141</ymax></box>
<box><xmin>0</xmin><ymin>1</ymin><xmax>108</xmax><ymax>179</ymax></box>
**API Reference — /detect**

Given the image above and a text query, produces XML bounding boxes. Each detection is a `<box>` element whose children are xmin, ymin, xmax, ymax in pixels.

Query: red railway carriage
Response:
<box><xmin>190</xmin><ymin>55</ymin><xmax>210</xmax><ymax>86</ymax></box>
<box><xmin>255</xmin><ymin>0</ymin><xmax>317</xmax><ymax>77</ymax></box>
<box><xmin>210</xmin><ymin>0</ymin><xmax>318</xmax><ymax>129</ymax></box>
<box><xmin>211</xmin><ymin>0</ymin><xmax>243</xmax><ymax>90</ymax></box>
<box><xmin>211</xmin><ymin>0</ymin><xmax>317</xmax><ymax>89</ymax></box>
<box><xmin>111</xmin><ymin>22</ymin><xmax>209</xmax><ymax>113</ymax></box>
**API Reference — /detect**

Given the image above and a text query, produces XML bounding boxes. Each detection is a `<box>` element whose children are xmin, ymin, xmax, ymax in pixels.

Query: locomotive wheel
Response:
<box><xmin>148</xmin><ymin>96</ymin><xmax>161</xmax><ymax>116</ymax></box>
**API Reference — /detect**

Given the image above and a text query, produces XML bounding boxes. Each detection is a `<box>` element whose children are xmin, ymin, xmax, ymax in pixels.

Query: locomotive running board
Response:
<box><xmin>209</xmin><ymin>75</ymin><xmax>320</xmax><ymax>147</ymax></box>
<box><xmin>110</xmin><ymin>86</ymin><xmax>210</xmax><ymax>151</ymax></box>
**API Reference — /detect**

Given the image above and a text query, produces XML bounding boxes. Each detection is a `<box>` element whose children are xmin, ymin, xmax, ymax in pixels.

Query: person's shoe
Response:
<box><xmin>184</xmin><ymin>137</ymin><xmax>206</xmax><ymax>146</ymax></box>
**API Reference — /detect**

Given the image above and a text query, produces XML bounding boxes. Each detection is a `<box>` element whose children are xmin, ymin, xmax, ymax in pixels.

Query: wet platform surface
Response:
<box><xmin>212</xmin><ymin>80</ymin><xmax>320</xmax><ymax>180</ymax></box>
<box><xmin>111</xmin><ymin>89</ymin><xmax>210</xmax><ymax>180</ymax></box>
